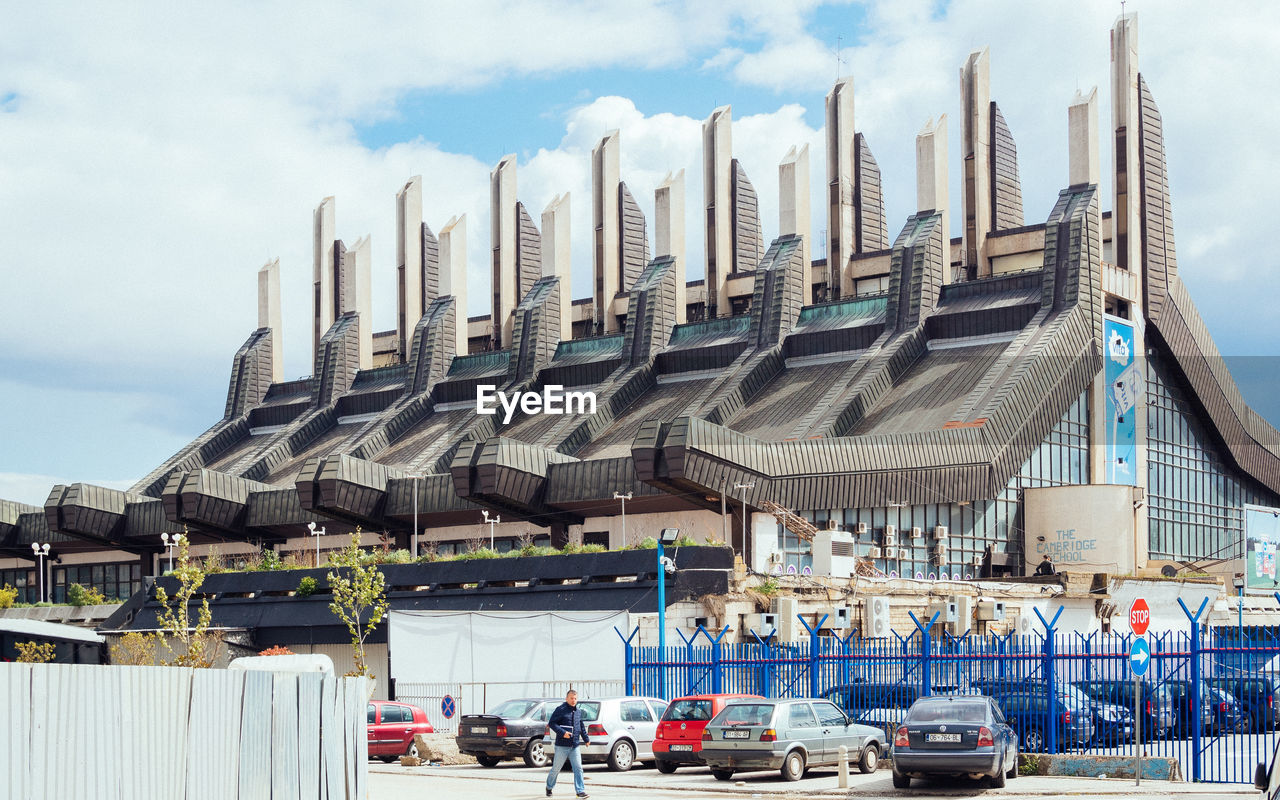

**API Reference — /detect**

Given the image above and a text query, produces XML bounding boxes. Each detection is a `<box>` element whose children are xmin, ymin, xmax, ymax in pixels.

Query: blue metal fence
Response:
<box><xmin>618</xmin><ymin>600</ymin><xmax>1280</xmax><ymax>784</ymax></box>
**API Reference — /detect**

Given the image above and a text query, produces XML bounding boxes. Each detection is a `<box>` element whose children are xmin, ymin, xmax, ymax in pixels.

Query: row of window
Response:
<box><xmin>0</xmin><ymin>562</ymin><xmax>143</xmax><ymax>604</ymax></box>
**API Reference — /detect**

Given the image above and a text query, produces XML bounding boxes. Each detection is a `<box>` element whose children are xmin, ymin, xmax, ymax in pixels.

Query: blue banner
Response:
<box><xmin>1104</xmin><ymin>316</ymin><xmax>1138</xmax><ymax>485</ymax></box>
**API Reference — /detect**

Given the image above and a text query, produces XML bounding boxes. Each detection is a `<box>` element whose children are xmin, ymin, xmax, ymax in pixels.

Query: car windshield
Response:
<box><xmin>711</xmin><ymin>703</ymin><xmax>774</xmax><ymax>727</ymax></box>
<box><xmin>488</xmin><ymin>700</ymin><xmax>539</xmax><ymax>718</ymax></box>
<box><xmin>663</xmin><ymin>699</ymin><xmax>713</xmax><ymax>722</ymax></box>
<box><xmin>576</xmin><ymin>702</ymin><xmax>600</xmax><ymax>722</ymax></box>
<box><xmin>1059</xmin><ymin>685</ymin><xmax>1093</xmax><ymax>706</ymax></box>
<box><xmin>906</xmin><ymin>700</ymin><xmax>987</xmax><ymax>723</ymax></box>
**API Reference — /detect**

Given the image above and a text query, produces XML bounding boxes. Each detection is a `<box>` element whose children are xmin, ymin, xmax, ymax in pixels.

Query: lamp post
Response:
<box><xmin>307</xmin><ymin>521</ymin><xmax>327</xmax><ymax>568</ymax></box>
<box><xmin>1234</xmin><ymin>575</ymin><xmax>1246</xmax><ymax>646</ymax></box>
<box><xmin>160</xmin><ymin>532</ymin><xmax>184</xmax><ymax>573</ymax></box>
<box><xmin>614</xmin><ymin>492</ymin><xmax>632</xmax><ymax>546</ymax></box>
<box><xmin>30</xmin><ymin>542</ymin><xmax>49</xmax><ymax>603</ymax></box>
<box><xmin>734</xmin><ymin>482</ymin><xmax>755</xmax><ymax>570</ymax></box>
<box><xmin>657</xmin><ymin>528</ymin><xmax>680</xmax><ymax>699</ymax></box>
<box><xmin>482</xmin><ymin>510</ymin><xmax>500</xmax><ymax>550</ymax></box>
<box><xmin>409</xmin><ymin>474</ymin><xmax>422</xmax><ymax>557</ymax></box>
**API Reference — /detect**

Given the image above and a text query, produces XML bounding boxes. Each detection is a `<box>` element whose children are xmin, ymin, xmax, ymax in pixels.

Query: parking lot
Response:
<box><xmin>367</xmin><ymin>760</ymin><xmax>1257</xmax><ymax>799</ymax></box>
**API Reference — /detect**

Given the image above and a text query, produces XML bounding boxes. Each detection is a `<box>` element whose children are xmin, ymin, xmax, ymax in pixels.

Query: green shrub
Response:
<box><xmin>756</xmin><ymin>578</ymin><xmax>779</xmax><ymax>596</ymax></box>
<box><xmin>376</xmin><ymin>549</ymin><xmax>414</xmax><ymax>564</ymax></box>
<box><xmin>454</xmin><ymin>548</ymin><xmax>499</xmax><ymax>560</ymax></box>
<box><xmin>673</xmin><ymin>535</ymin><xmax>698</xmax><ymax>547</ymax></box>
<box><xmin>67</xmin><ymin>583</ymin><xmax>108</xmax><ymax>606</ymax></box>
<box><xmin>508</xmin><ymin>544</ymin><xmax>558</xmax><ymax>559</ymax></box>
<box><xmin>0</xmin><ymin>584</ymin><xmax>17</xmax><ymax>609</ymax></box>
<box><xmin>297</xmin><ymin>576</ymin><xmax>317</xmax><ymax>597</ymax></box>
<box><xmin>580</xmin><ymin>543</ymin><xmax>607</xmax><ymax>554</ymax></box>
<box><xmin>257</xmin><ymin>549</ymin><xmax>283</xmax><ymax>572</ymax></box>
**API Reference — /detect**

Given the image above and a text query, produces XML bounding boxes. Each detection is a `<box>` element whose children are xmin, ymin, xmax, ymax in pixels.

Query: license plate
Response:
<box><xmin>669</xmin><ymin>744</ymin><xmax>693</xmax><ymax>751</ymax></box>
<box><xmin>471</xmin><ymin>726</ymin><xmax>489</xmax><ymax>734</ymax></box>
<box><xmin>925</xmin><ymin>733</ymin><xmax>961</xmax><ymax>743</ymax></box>
<box><xmin>723</xmin><ymin>730</ymin><xmax>750</xmax><ymax>739</ymax></box>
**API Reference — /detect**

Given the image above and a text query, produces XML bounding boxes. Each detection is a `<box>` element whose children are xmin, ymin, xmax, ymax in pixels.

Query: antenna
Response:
<box><xmin>832</xmin><ymin>35</ymin><xmax>848</xmax><ymax>80</ymax></box>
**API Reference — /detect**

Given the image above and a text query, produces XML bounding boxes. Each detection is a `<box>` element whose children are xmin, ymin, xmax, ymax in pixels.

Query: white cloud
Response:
<box><xmin>0</xmin><ymin>473</ymin><xmax>136</xmax><ymax>509</ymax></box>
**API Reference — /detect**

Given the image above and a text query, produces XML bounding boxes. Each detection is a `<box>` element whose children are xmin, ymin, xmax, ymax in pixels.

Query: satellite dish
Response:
<box><xmin>1161</xmin><ymin>564</ymin><xmax>1178</xmax><ymax>578</ymax></box>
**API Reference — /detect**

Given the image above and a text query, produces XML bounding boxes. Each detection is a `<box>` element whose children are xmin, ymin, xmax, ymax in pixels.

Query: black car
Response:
<box><xmin>1074</xmin><ymin>679</ymin><xmax>1175</xmax><ymax>741</ymax></box>
<box><xmin>890</xmin><ymin>695</ymin><xmax>1019</xmax><ymax>789</ymax></box>
<box><xmin>822</xmin><ymin>682</ymin><xmax>920</xmax><ymax>739</ymax></box>
<box><xmin>970</xmin><ymin>678</ymin><xmax>1132</xmax><ymax>745</ymax></box>
<box><xmin>456</xmin><ymin>697</ymin><xmax>560</xmax><ymax>767</ymax></box>
<box><xmin>1208</xmin><ymin>676</ymin><xmax>1280</xmax><ymax>732</ymax></box>
<box><xmin>1163</xmin><ymin>680</ymin><xmax>1245</xmax><ymax>736</ymax></box>
<box><xmin>985</xmin><ymin>688</ymin><xmax>1094</xmax><ymax>752</ymax></box>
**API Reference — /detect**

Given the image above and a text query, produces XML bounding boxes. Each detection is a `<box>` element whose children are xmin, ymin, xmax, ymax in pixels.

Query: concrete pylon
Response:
<box><xmin>439</xmin><ymin>214</ymin><xmax>469</xmax><ymax>357</ymax></box>
<box><xmin>491</xmin><ymin>155</ymin><xmax>518</xmax><ymax>349</ymax></box>
<box><xmin>257</xmin><ymin>258</ymin><xmax>283</xmax><ymax>383</ymax></box>
<box><xmin>1111</xmin><ymin>13</ymin><xmax>1140</xmax><ymax>274</ymax></box>
<box><xmin>917</xmin><ymin>116</ymin><xmax>949</xmax><ymax>240</ymax></box>
<box><xmin>703</xmin><ymin>106</ymin><xmax>732</xmax><ymax>318</ymax></box>
<box><xmin>779</xmin><ymin>144</ymin><xmax>811</xmax><ymax>299</ymax></box>
<box><xmin>1069</xmin><ymin>87</ymin><xmax>1100</xmax><ymax>187</ymax></box>
<box><xmin>337</xmin><ymin>235</ymin><xmax>373</xmax><ymax>370</ymax></box>
<box><xmin>656</xmin><ymin>170</ymin><xmax>686</xmax><ymax>324</ymax></box>
<box><xmin>592</xmin><ymin>131</ymin><xmax>621</xmax><ymax>334</ymax></box>
<box><xmin>397</xmin><ymin>176</ymin><xmax>423</xmax><ymax>360</ymax></box>
<box><xmin>541</xmin><ymin>192</ymin><xmax>572</xmax><ymax>342</ymax></box>
<box><xmin>312</xmin><ymin>196</ymin><xmax>335</xmax><ymax>362</ymax></box>
<box><xmin>960</xmin><ymin>49</ymin><xmax>992</xmax><ymax>279</ymax></box>
<box><xmin>825</xmin><ymin>78</ymin><xmax>854</xmax><ymax>299</ymax></box>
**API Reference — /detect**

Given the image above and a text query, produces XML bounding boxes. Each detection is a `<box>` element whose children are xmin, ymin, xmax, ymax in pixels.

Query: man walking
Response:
<box><xmin>546</xmin><ymin>689</ymin><xmax>590</xmax><ymax>798</ymax></box>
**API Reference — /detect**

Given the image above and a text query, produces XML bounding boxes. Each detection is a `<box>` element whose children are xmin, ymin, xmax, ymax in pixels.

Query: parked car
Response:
<box><xmin>822</xmin><ymin>681</ymin><xmax>961</xmax><ymax>739</ymax></box>
<box><xmin>540</xmin><ymin>696</ymin><xmax>669</xmax><ymax>771</ymax></box>
<box><xmin>985</xmin><ymin>687</ymin><xmax>1094</xmax><ymax>752</ymax></box>
<box><xmin>1163</xmin><ymin>679</ymin><xmax>1245</xmax><ymax>736</ymax></box>
<box><xmin>457</xmin><ymin>697</ymin><xmax>559</xmax><ymax>767</ymax></box>
<box><xmin>890</xmin><ymin>694</ymin><xmax>1018</xmax><ymax>789</ymax></box>
<box><xmin>367</xmin><ymin>700</ymin><xmax>434</xmax><ymax>763</ymax></box>
<box><xmin>1207</xmin><ymin>675</ymin><xmax>1280</xmax><ymax>732</ymax></box>
<box><xmin>699</xmin><ymin>698</ymin><xmax>885</xmax><ymax>782</ymax></box>
<box><xmin>1207</xmin><ymin>686</ymin><xmax>1248</xmax><ymax>734</ymax></box>
<box><xmin>652</xmin><ymin>693</ymin><xmax>763</xmax><ymax>773</ymax></box>
<box><xmin>1073</xmin><ymin>679</ymin><xmax>1175</xmax><ymax>741</ymax></box>
<box><xmin>970</xmin><ymin>678</ymin><xmax>1132</xmax><ymax>745</ymax></box>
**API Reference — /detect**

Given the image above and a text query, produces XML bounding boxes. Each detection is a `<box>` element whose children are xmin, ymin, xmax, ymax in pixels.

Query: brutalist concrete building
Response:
<box><xmin>2</xmin><ymin>14</ymin><xmax>1278</xmax><ymax>607</ymax></box>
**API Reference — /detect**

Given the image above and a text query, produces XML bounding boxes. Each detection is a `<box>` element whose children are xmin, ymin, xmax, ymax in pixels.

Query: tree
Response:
<box><xmin>326</xmin><ymin>530</ymin><xmax>389</xmax><ymax>678</ymax></box>
<box><xmin>16</xmin><ymin>640</ymin><xmax>56</xmax><ymax>663</ymax></box>
<box><xmin>154</xmin><ymin>531</ymin><xmax>219</xmax><ymax>668</ymax></box>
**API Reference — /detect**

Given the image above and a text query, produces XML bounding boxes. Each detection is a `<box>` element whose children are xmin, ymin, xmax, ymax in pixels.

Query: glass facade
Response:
<box><xmin>782</xmin><ymin>390</ymin><xmax>1090</xmax><ymax>577</ymax></box>
<box><xmin>0</xmin><ymin>567</ymin><xmax>38</xmax><ymax>603</ymax></box>
<box><xmin>1145</xmin><ymin>350</ymin><xmax>1280</xmax><ymax>561</ymax></box>
<box><xmin>51</xmin><ymin>561</ymin><xmax>143</xmax><ymax>603</ymax></box>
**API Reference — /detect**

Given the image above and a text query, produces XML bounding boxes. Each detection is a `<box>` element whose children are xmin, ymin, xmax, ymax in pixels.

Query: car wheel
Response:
<box><xmin>655</xmin><ymin>760</ymin><xmax>677</xmax><ymax>774</ymax></box>
<box><xmin>781</xmin><ymin>749</ymin><xmax>805</xmax><ymax>782</ymax></box>
<box><xmin>523</xmin><ymin>738</ymin><xmax>549</xmax><ymax>768</ymax></box>
<box><xmin>891</xmin><ymin>770</ymin><xmax>911</xmax><ymax>789</ymax></box>
<box><xmin>379</xmin><ymin>755</ymin><xmax>397</xmax><ymax>764</ymax></box>
<box><xmin>476</xmin><ymin>755</ymin><xmax>501</xmax><ymax>767</ymax></box>
<box><xmin>1023</xmin><ymin>728</ymin><xmax>1046</xmax><ymax>753</ymax></box>
<box><xmin>607</xmin><ymin>739</ymin><xmax>635</xmax><ymax>772</ymax></box>
<box><xmin>711</xmin><ymin>767</ymin><xmax>734</xmax><ymax>781</ymax></box>
<box><xmin>990</xmin><ymin>756</ymin><xmax>1007</xmax><ymax>788</ymax></box>
<box><xmin>406</xmin><ymin>740</ymin><xmax>420</xmax><ymax>759</ymax></box>
<box><xmin>858</xmin><ymin>743</ymin><xmax>879</xmax><ymax>774</ymax></box>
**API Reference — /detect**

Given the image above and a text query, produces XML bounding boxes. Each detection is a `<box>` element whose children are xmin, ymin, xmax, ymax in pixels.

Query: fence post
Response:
<box><xmin>1033</xmin><ymin>606</ymin><xmax>1064</xmax><ymax>755</ymax></box>
<box><xmin>614</xmin><ymin>626</ymin><xmax>640</xmax><ymax>695</ymax></box>
<box><xmin>797</xmin><ymin>614</ymin><xmax>830</xmax><ymax>699</ymax></box>
<box><xmin>1178</xmin><ymin>596</ymin><xmax>1209</xmax><ymax>783</ymax></box>
<box><xmin>908</xmin><ymin>611</ymin><xmax>941</xmax><ymax>696</ymax></box>
<box><xmin>707</xmin><ymin>626</ymin><xmax>730</xmax><ymax>694</ymax></box>
<box><xmin>750</xmin><ymin>629</ymin><xmax>776</xmax><ymax>697</ymax></box>
<box><xmin>677</xmin><ymin>629</ymin><xmax>698</xmax><ymax>696</ymax></box>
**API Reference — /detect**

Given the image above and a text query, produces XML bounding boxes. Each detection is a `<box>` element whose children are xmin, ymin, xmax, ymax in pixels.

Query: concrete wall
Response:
<box><xmin>1025</xmin><ymin>484</ymin><xmax>1142</xmax><ymax>573</ymax></box>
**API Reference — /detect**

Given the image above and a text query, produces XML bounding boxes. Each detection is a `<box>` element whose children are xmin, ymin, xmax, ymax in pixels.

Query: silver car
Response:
<box><xmin>700</xmin><ymin>698</ymin><xmax>886</xmax><ymax>782</ymax></box>
<box><xmin>541</xmin><ymin>696</ymin><xmax>668</xmax><ymax>771</ymax></box>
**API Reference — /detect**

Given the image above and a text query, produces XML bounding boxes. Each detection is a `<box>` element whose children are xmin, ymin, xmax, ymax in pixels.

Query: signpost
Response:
<box><xmin>1129</xmin><ymin>598</ymin><xmax>1150</xmax><ymax>785</ymax></box>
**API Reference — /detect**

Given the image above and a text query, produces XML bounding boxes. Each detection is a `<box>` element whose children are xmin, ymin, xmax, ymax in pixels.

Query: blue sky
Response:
<box><xmin>1</xmin><ymin>0</ymin><xmax>1279</xmax><ymax>506</ymax></box>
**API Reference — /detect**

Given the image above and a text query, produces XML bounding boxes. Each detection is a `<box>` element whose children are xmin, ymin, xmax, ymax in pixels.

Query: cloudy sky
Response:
<box><xmin>1</xmin><ymin>0</ymin><xmax>1278</xmax><ymax>507</ymax></box>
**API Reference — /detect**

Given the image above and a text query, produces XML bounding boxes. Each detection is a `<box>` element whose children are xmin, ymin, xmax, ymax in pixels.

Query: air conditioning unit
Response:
<box><xmin>884</xmin><ymin>524</ymin><xmax>897</xmax><ymax>542</ymax></box>
<box><xmin>933</xmin><ymin>525</ymin><xmax>949</xmax><ymax>540</ymax></box>
<box><xmin>829</xmin><ymin>606</ymin><xmax>852</xmax><ymax>629</ymax></box>
<box><xmin>883</xmin><ymin>546</ymin><xmax>900</xmax><ymax>560</ymax></box>
<box><xmin>928</xmin><ymin>599</ymin><xmax>959</xmax><ymax>624</ymax></box>
<box><xmin>1015</xmin><ymin>612</ymin><xmax>1034</xmax><ymax>637</ymax></box>
<box><xmin>825</xmin><ymin>518</ymin><xmax>840</xmax><ymax>531</ymax></box>
<box><xmin>772</xmin><ymin>596</ymin><xmax>799</xmax><ymax>642</ymax></box>
<box><xmin>881</xmin><ymin>527</ymin><xmax>896</xmax><ymax>545</ymax></box>
<box><xmin>758</xmin><ymin>612</ymin><xmax>779</xmax><ymax>633</ymax></box>
<box><xmin>868</xmin><ymin>546</ymin><xmax>883</xmax><ymax>559</ymax></box>
<box><xmin>976</xmin><ymin>601</ymin><xmax>1006</xmax><ymax>622</ymax></box>
<box><xmin>863</xmin><ymin>596</ymin><xmax>892</xmax><ymax>638</ymax></box>
<box><xmin>933</xmin><ymin>542</ymin><xmax>948</xmax><ymax>566</ymax></box>
<box><xmin>910</xmin><ymin>526</ymin><xmax>922</xmax><ymax>540</ymax></box>
<box><xmin>853</xmin><ymin>521</ymin><xmax>868</xmax><ymax>535</ymax></box>
<box><xmin>949</xmin><ymin>596</ymin><xmax>973</xmax><ymax>634</ymax></box>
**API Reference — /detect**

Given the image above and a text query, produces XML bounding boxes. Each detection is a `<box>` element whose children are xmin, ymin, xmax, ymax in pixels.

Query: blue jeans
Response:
<box><xmin>546</xmin><ymin>744</ymin><xmax>585</xmax><ymax>795</ymax></box>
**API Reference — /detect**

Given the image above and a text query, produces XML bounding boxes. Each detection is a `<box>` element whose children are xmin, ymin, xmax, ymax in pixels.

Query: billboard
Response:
<box><xmin>1245</xmin><ymin>504</ymin><xmax>1280</xmax><ymax>592</ymax></box>
<box><xmin>1104</xmin><ymin>316</ymin><xmax>1139</xmax><ymax>485</ymax></box>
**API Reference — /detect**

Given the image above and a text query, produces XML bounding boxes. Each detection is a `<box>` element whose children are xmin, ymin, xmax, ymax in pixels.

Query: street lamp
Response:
<box><xmin>657</xmin><ymin>528</ymin><xmax>680</xmax><ymax>699</ymax></box>
<box><xmin>482</xmin><ymin>510</ymin><xmax>501</xmax><ymax>550</ymax></box>
<box><xmin>734</xmin><ymin>482</ymin><xmax>755</xmax><ymax>570</ymax></box>
<box><xmin>613</xmin><ymin>492</ymin><xmax>632</xmax><ymax>546</ymax></box>
<box><xmin>160</xmin><ymin>532</ymin><xmax>185</xmax><ymax>574</ymax></box>
<box><xmin>30</xmin><ymin>542</ymin><xmax>49</xmax><ymax>603</ymax></box>
<box><xmin>1234</xmin><ymin>575</ymin><xmax>1246</xmax><ymax>645</ymax></box>
<box><xmin>307</xmin><ymin>521</ymin><xmax>327</xmax><ymax>568</ymax></box>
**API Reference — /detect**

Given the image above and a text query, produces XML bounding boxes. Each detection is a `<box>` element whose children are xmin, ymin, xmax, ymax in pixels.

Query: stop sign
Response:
<box><xmin>1130</xmin><ymin>598</ymin><xmax>1150</xmax><ymax>636</ymax></box>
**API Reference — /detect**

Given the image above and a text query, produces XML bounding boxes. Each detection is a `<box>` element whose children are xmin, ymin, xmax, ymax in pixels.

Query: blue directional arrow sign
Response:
<box><xmin>1129</xmin><ymin>637</ymin><xmax>1151</xmax><ymax>676</ymax></box>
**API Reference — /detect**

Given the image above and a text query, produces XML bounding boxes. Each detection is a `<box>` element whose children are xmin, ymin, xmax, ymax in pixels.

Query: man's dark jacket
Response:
<box><xmin>547</xmin><ymin>702</ymin><xmax>590</xmax><ymax>748</ymax></box>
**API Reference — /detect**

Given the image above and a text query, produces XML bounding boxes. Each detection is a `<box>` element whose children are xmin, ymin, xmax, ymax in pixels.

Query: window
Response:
<box><xmin>813</xmin><ymin>702</ymin><xmax>847</xmax><ymax>727</ymax></box>
<box><xmin>368</xmin><ymin>705</ymin><xmax>377</xmax><ymax>723</ymax></box>
<box><xmin>582</xmin><ymin>531</ymin><xmax>610</xmax><ymax>548</ymax></box>
<box><xmin>379</xmin><ymin>705</ymin><xmax>405</xmax><ymax>723</ymax></box>
<box><xmin>787</xmin><ymin>704</ymin><xmax>818</xmax><ymax>728</ymax></box>
<box><xmin>50</xmin><ymin>561</ymin><xmax>142</xmax><ymax>603</ymax></box>
<box><xmin>620</xmin><ymin>700</ymin><xmax>652</xmax><ymax>722</ymax></box>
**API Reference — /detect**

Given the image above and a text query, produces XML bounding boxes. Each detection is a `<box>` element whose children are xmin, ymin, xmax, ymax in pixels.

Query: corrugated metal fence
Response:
<box><xmin>1</xmin><ymin>662</ymin><xmax>368</xmax><ymax>799</ymax></box>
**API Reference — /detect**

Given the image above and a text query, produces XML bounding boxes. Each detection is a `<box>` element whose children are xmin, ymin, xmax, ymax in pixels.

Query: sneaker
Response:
<box><xmin>576</xmin><ymin>794</ymin><xmax>589</xmax><ymax>799</ymax></box>
<box><xmin>545</xmin><ymin>790</ymin><xmax>552</xmax><ymax>797</ymax></box>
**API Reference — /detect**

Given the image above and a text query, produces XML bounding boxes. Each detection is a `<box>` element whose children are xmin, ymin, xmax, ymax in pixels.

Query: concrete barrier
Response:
<box><xmin>1022</xmin><ymin>753</ymin><xmax>1182</xmax><ymax>780</ymax></box>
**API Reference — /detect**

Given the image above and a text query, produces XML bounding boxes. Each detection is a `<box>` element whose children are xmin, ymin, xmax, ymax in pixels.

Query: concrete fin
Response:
<box><xmin>618</xmin><ymin>182</ymin><xmax>648</xmax><ymax>292</ymax></box>
<box><xmin>731</xmin><ymin>159</ymin><xmax>763</xmax><ymax>274</ymax></box>
<box><xmin>990</xmin><ymin>103</ymin><xmax>1025</xmax><ymax>231</ymax></box>
<box><xmin>853</xmin><ymin>133</ymin><xmax>887</xmax><ymax>253</ymax></box>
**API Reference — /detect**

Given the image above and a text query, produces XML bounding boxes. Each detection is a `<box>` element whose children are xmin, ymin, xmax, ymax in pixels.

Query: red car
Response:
<box><xmin>652</xmin><ymin>693</ymin><xmax>763</xmax><ymax>773</ymax></box>
<box><xmin>367</xmin><ymin>700</ymin><xmax>434</xmax><ymax>763</ymax></box>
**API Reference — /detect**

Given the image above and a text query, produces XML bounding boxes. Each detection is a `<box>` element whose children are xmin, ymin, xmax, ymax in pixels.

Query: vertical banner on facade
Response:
<box><xmin>1104</xmin><ymin>316</ymin><xmax>1138</xmax><ymax>485</ymax></box>
<box><xmin>1245</xmin><ymin>505</ymin><xmax>1280</xmax><ymax>591</ymax></box>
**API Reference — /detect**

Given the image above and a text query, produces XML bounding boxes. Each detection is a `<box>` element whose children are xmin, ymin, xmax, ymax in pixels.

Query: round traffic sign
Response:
<box><xmin>1129</xmin><ymin>637</ymin><xmax>1151</xmax><ymax>676</ymax></box>
<box><xmin>1129</xmin><ymin>598</ymin><xmax>1150</xmax><ymax>636</ymax></box>
<box><xmin>441</xmin><ymin>695</ymin><xmax>456</xmax><ymax>719</ymax></box>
